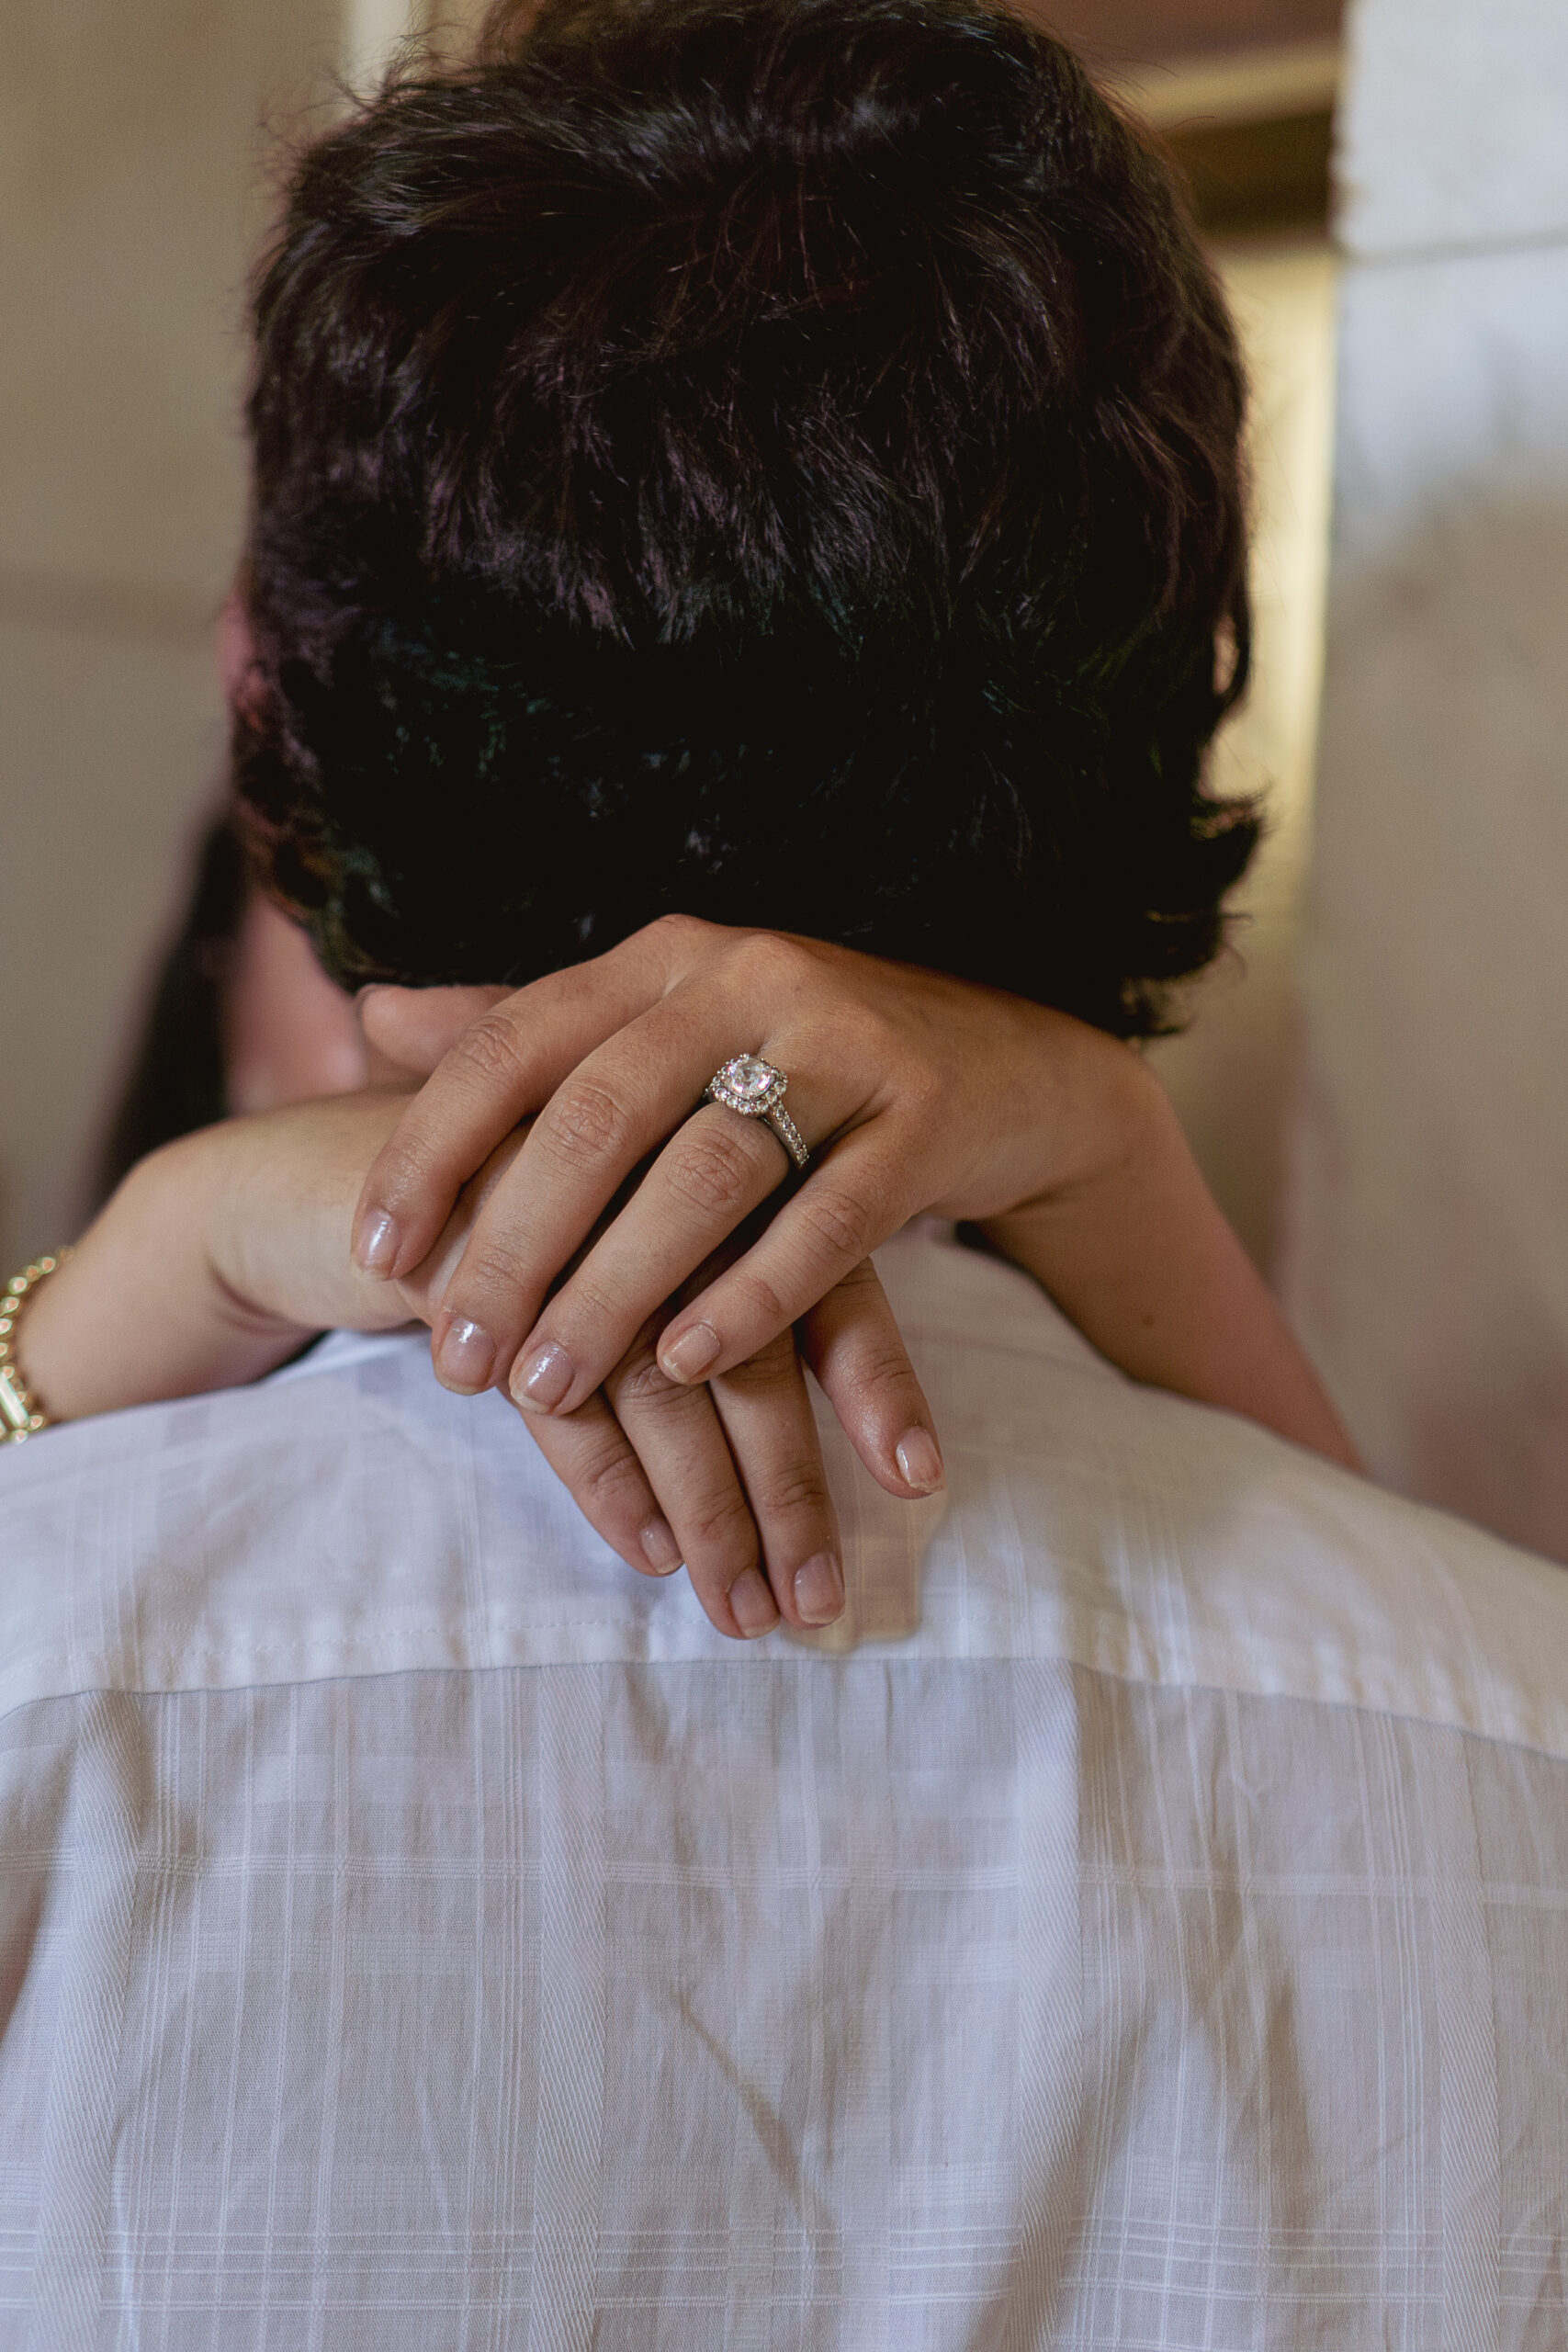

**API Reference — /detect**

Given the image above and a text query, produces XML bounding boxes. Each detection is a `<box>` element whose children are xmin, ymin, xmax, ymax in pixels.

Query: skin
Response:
<box><xmin>354</xmin><ymin>917</ymin><xmax>1359</xmax><ymax>1466</ymax></box>
<box><xmin>17</xmin><ymin>1090</ymin><xmax>935</xmax><ymax>1640</ymax></box>
<box><xmin>17</xmin><ymin>921</ymin><xmax>1359</xmax><ymax>1645</ymax></box>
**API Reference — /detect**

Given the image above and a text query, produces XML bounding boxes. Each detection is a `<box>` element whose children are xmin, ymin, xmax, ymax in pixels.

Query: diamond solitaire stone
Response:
<box><xmin>708</xmin><ymin>1056</ymin><xmax>785</xmax><ymax>1113</ymax></box>
<box><xmin>727</xmin><ymin>1056</ymin><xmax>776</xmax><ymax>1099</ymax></box>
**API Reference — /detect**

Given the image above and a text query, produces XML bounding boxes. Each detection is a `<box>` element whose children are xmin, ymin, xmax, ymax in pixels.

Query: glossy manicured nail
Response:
<box><xmin>511</xmin><ymin>1340</ymin><xmax>574</xmax><ymax>1412</ymax></box>
<box><xmin>435</xmin><ymin>1317</ymin><xmax>495</xmax><ymax>1393</ymax></box>
<box><xmin>794</xmin><ymin>1553</ymin><xmax>845</xmax><ymax>1625</ymax></box>
<box><xmin>355</xmin><ymin>1209</ymin><xmax>400</xmax><ymax>1276</ymax></box>
<box><xmin>896</xmin><ymin>1427</ymin><xmax>945</xmax><ymax>1494</ymax></box>
<box><xmin>640</xmin><ymin>1519</ymin><xmax>682</xmax><ymax>1575</ymax></box>
<box><xmin>728</xmin><ymin>1567</ymin><xmax>780</xmax><ymax>1639</ymax></box>
<box><xmin>660</xmin><ymin>1323</ymin><xmax>721</xmax><ymax>1384</ymax></box>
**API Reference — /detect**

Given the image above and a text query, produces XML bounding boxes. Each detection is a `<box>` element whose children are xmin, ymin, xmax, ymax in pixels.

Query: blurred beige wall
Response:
<box><xmin>0</xmin><ymin>0</ymin><xmax>341</xmax><ymax>1266</ymax></box>
<box><xmin>1283</xmin><ymin>0</ymin><xmax>1568</xmax><ymax>1557</ymax></box>
<box><xmin>1148</xmin><ymin>238</ymin><xmax>1337</xmax><ymax>1274</ymax></box>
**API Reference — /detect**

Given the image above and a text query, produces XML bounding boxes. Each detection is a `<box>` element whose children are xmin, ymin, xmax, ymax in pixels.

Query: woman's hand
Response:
<box><xmin>384</xmin><ymin>1122</ymin><xmax>934</xmax><ymax>1637</ymax></box>
<box><xmin>353</xmin><ymin>915</ymin><xmax>1138</xmax><ymax>1432</ymax></box>
<box><xmin>355</xmin><ymin>915</ymin><xmax>1360</xmax><ymax>1474</ymax></box>
<box><xmin>18</xmin><ymin>1091</ymin><xmax>936</xmax><ymax>1640</ymax></box>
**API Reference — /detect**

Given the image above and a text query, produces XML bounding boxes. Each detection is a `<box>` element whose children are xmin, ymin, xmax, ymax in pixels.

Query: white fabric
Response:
<box><xmin>4</xmin><ymin>1227</ymin><xmax>1568</xmax><ymax>2344</ymax></box>
<box><xmin>7</xmin><ymin>1225</ymin><xmax>1568</xmax><ymax>1754</ymax></box>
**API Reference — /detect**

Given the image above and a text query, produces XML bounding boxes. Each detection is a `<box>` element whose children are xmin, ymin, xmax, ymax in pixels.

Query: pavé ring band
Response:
<box><xmin>704</xmin><ymin>1055</ymin><xmax>810</xmax><ymax>1172</ymax></box>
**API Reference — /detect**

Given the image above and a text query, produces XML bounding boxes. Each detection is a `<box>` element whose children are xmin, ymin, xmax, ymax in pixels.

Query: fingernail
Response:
<box><xmin>896</xmin><ymin>1427</ymin><xmax>945</xmax><ymax>1493</ymax></box>
<box><xmin>728</xmin><ymin>1566</ymin><xmax>780</xmax><ymax>1639</ymax></box>
<box><xmin>435</xmin><ymin>1317</ymin><xmax>495</xmax><ymax>1393</ymax></box>
<box><xmin>794</xmin><ymin>1552</ymin><xmax>845</xmax><ymax>1625</ymax></box>
<box><xmin>511</xmin><ymin>1340</ymin><xmax>574</xmax><ymax>1412</ymax></box>
<box><xmin>660</xmin><ymin>1323</ymin><xmax>721</xmax><ymax>1384</ymax></box>
<box><xmin>355</xmin><ymin>1209</ymin><xmax>400</xmax><ymax>1276</ymax></box>
<box><xmin>640</xmin><ymin>1519</ymin><xmax>682</xmax><ymax>1575</ymax></box>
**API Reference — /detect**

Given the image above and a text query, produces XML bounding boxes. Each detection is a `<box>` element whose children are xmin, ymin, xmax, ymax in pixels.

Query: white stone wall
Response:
<box><xmin>1283</xmin><ymin>0</ymin><xmax>1568</xmax><ymax>1555</ymax></box>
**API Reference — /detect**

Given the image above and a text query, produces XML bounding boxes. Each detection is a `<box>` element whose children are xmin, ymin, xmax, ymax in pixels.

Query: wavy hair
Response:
<box><xmin>237</xmin><ymin>0</ymin><xmax>1256</xmax><ymax>1035</ymax></box>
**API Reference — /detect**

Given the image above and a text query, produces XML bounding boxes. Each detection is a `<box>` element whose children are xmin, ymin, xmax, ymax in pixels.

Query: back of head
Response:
<box><xmin>239</xmin><ymin>0</ymin><xmax>1254</xmax><ymax>1035</ymax></box>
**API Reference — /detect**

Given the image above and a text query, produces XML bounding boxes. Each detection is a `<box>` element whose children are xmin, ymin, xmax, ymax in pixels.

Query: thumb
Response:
<box><xmin>357</xmin><ymin>984</ymin><xmax>510</xmax><ymax>1080</ymax></box>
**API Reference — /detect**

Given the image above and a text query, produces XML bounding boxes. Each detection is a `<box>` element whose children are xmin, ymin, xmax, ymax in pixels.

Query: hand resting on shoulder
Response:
<box><xmin>14</xmin><ymin>922</ymin><xmax>1359</xmax><ymax>1646</ymax></box>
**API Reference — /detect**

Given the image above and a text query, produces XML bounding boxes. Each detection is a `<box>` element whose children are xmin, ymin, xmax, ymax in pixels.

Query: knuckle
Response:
<box><xmin>448</xmin><ymin>1238</ymin><xmax>531</xmax><ymax>1305</ymax></box>
<box><xmin>454</xmin><ymin>1009</ymin><xmax>531</xmax><ymax>1093</ymax></box>
<box><xmin>733</xmin><ymin>1266</ymin><xmax>791</xmax><ymax>1332</ymax></box>
<box><xmin>754</xmin><ymin>1463</ymin><xmax>830</xmax><ymax>1521</ymax></box>
<box><xmin>549</xmin><ymin>1271</ymin><xmax>621</xmax><ymax>1341</ymax></box>
<box><xmin>613</xmin><ymin>1347</ymin><xmax>682</xmax><ymax>1410</ymax></box>
<box><xmin>539</xmin><ymin>1077</ymin><xmax>631</xmax><ymax>1167</ymax></box>
<box><xmin>715</xmin><ymin>1331</ymin><xmax>799</xmax><ymax>1395</ymax></box>
<box><xmin>685</xmin><ymin>1489</ymin><xmax>758</xmax><ymax>1561</ymax></box>
<box><xmin>578</xmin><ymin>1444</ymin><xmax>650</xmax><ymax>1522</ymax></box>
<box><xmin>739</xmin><ymin>931</ymin><xmax>814</xmax><ymax>997</ymax></box>
<box><xmin>848</xmin><ymin>1001</ymin><xmax>898</xmax><ymax>1063</ymax></box>
<box><xmin>666</xmin><ymin>1126</ymin><xmax>761</xmax><ymax>1220</ymax></box>
<box><xmin>795</xmin><ymin>1184</ymin><xmax>874</xmax><ymax>1269</ymax></box>
<box><xmin>829</xmin><ymin>1255</ymin><xmax>881</xmax><ymax>1300</ymax></box>
<box><xmin>648</xmin><ymin>910</ymin><xmax>707</xmax><ymax>955</ymax></box>
<box><xmin>841</xmin><ymin>1340</ymin><xmax>920</xmax><ymax>1403</ymax></box>
<box><xmin>367</xmin><ymin>1136</ymin><xmax>444</xmax><ymax>1208</ymax></box>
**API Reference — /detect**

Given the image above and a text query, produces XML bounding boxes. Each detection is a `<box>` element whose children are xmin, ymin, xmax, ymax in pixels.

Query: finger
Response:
<box><xmin>501</xmin><ymin>1104</ymin><xmax>788</xmax><ymax>1418</ymax></box>
<box><xmin>604</xmin><ymin>1336</ymin><xmax>784</xmax><ymax>1641</ymax></box>
<box><xmin>519</xmin><ymin>1385</ymin><xmax>684</xmax><ymax>1580</ymax></box>
<box><xmin>655</xmin><ymin>1124</ymin><xmax>913</xmax><ymax>1386</ymax></box>
<box><xmin>426</xmin><ymin>993</ymin><xmax>851</xmax><ymax>1403</ymax></box>
<box><xmin>796</xmin><ymin>1260</ymin><xmax>944</xmax><ymax>1498</ymax></box>
<box><xmin>706</xmin><ymin>1331</ymin><xmax>845</xmax><ymax>1629</ymax></box>
<box><xmin>350</xmin><ymin>919</ymin><xmax>705</xmax><ymax>1281</ymax></box>
<box><xmin>358</xmin><ymin>985</ymin><xmax>506</xmax><ymax>1082</ymax></box>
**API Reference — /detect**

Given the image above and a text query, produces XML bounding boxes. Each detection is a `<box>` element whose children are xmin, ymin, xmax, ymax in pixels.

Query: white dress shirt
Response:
<box><xmin>3</xmin><ymin>1226</ymin><xmax>1566</xmax><ymax>2346</ymax></box>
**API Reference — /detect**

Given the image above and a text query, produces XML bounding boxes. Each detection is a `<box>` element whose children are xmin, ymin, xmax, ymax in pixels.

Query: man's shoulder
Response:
<box><xmin>5</xmin><ymin>1227</ymin><xmax>1568</xmax><ymax>1769</ymax></box>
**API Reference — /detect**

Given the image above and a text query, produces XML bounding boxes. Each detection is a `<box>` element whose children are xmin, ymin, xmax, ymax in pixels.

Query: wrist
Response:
<box><xmin>973</xmin><ymin>1034</ymin><xmax>1180</xmax><ymax>1232</ymax></box>
<box><xmin>206</xmin><ymin>1095</ymin><xmax>421</xmax><ymax>1340</ymax></box>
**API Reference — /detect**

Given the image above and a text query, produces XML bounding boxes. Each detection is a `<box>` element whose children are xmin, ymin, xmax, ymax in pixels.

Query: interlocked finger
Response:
<box><xmin>605</xmin><ymin>1323</ymin><xmax>843</xmax><ymax>1638</ymax></box>
<box><xmin>706</xmin><ymin>1331</ymin><xmax>845</xmax><ymax>1630</ymax></box>
<box><xmin>352</xmin><ymin>921</ymin><xmax>704</xmax><ymax>1282</ymax></box>
<box><xmin>519</xmin><ymin>1385</ymin><xmax>684</xmax><ymax>1581</ymax></box>
<box><xmin>502</xmin><ymin>1105</ymin><xmax>795</xmax><ymax>1419</ymax></box>
<box><xmin>603</xmin><ymin>1333</ymin><xmax>780</xmax><ymax>1639</ymax></box>
<box><xmin>423</xmin><ymin>987</ymin><xmax>833</xmax><ymax>1401</ymax></box>
<box><xmin>655</xmin><ymin>1125</ymin><xmax>912</xmax><ymax>1389</ymax></box>
<box><xmin>796</xmin><ymin>1259</ymin><xmax>944</xmax><ymax>1498</ymax></box>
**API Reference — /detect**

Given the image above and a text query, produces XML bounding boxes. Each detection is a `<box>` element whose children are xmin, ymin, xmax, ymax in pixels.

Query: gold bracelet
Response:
<box><xmin>0</xmin><ymin>1249</ymin><xmax>73</xmax><ymax>1443</ymax></box>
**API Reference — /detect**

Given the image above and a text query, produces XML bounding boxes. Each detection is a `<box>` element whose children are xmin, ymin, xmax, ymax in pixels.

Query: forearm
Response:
<box><xmin>19</xmin><ymin>1095</ymin><xmax>414</xmax><ymax>1425</ymax></box>
<box><xmin>978</xmin><ymin>1065</ymin><xmax>1360</xmax><ymax>1469</ymax></box>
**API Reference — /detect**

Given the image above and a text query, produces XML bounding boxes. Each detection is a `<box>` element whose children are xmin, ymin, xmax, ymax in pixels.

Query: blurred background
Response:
<box><xmin>5</xmin><ymin>0</ymin><xmax>1566</xmax><ymax>1560</ymax></box>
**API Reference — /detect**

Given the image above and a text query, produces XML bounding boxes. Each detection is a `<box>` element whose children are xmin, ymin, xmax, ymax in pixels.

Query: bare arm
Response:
<box><xmin>11</xmin><ymin>1092</ymin><xmax>935</xmax><ymax>1643</ymax></box>
<box><xmin>976</xmin><ymin>1055</ymin><xmax>1359</xmax><ymax>1467</ymax></box>
<box><xmin>18</xmin><ymin>1093</ymin><xmax>415</xmax><ymax>1423</ymax></box>
<box><xmin>355</xmin><ymin>920</ymin><xmax>1359</xmax><ymax>1469</ymax></box>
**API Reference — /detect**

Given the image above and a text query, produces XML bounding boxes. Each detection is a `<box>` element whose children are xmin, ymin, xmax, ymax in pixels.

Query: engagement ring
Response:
<box><xmin>704</xmin><ymin>1055</ymin><xmax>810</xmax><ymax>1171</ymax></box>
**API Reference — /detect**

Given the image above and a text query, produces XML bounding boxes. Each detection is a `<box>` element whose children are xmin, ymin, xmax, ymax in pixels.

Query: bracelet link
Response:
<box><xmin>0</xmin><ymin>1250</ymin><xmax>72</xmax><ymax>1442</ymax></box>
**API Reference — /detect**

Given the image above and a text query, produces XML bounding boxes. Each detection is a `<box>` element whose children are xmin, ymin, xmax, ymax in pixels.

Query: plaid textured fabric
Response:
<box><xmin>4</xmin><ymin>1230</ymin><xmax>1566</xmax><ymax>2346</ymax></box>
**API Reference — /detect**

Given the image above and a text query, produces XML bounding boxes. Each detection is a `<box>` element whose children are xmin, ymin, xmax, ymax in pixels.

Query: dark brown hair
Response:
<box><xmin>237</xmin><ymin>0</ymin><xmax>1255</xmax><ymax>1035</ymax></box>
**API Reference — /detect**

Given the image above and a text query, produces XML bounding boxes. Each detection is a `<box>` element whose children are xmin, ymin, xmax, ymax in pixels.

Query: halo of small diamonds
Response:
<box><xmin>702</xmin><ymin>1056</ymin><xmax>809</xmax><ymax>1170</ymax></box>
<box><xmin>705</xmin><ymin>1054</ymin><xmax>788</xmax><ymax>1117</ymax></box>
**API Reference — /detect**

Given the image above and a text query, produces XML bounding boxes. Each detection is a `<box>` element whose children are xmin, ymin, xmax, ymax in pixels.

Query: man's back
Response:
<box><xmin>6</xmin><ymin>1227</ymin><xmax>1567</xmax><ymax>2346</ymax></box>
